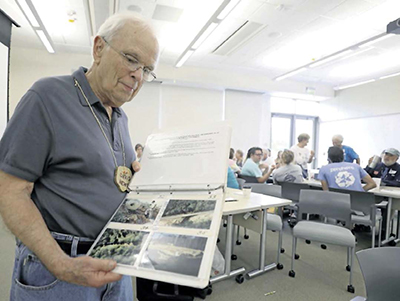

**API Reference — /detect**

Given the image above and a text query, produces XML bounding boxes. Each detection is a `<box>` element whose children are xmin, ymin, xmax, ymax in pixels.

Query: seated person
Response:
<box><xmin>273</xmin><ymin>149</ymin><xmax>304</xmax><ymax>184</ymax></box>
<box><xmin>235</xmin><ymin>149</ymin><xmax>244</xmax><ymax>167</ymax></box>
<box><xmin>241</xmin><ymin>147</ymin><xmax>275</xmax><ymax>183</ymax></box>
<box><xmin>364</xmin><ymin>151</ymin><xmax>385</xmax><ymax>178</ymax></box>
<box><xmin>227</xmin><ymin>166</ymin><xmax>239</xmax><ymax>189</ymax></box>
<box><xmin>318</xmin><ymin>146</ymin><xmax>376</xmax><ymax>192</ymax></box>
<box><xmin>381</xmin><ymin>148</ymin><xmax>400</xmax><ymax>187</ymax></box>
<box><xmin>228</xmin><ymin>148</ymin><xmax>241</xmax><ymax>173</ymax></box>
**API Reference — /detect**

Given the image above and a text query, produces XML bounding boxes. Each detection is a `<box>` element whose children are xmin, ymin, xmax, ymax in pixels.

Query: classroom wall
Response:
<box><xmin>9</xmin><ymin>46</ymin><xmax>271</xmax><ymax>153</ymax></box>
<box><xmin>317</xmin><ymin>76</ymin><xmax>400</xmax><ymax>166</ymax></box>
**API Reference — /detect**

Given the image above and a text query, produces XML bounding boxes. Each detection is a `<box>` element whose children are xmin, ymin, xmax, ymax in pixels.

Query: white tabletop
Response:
<box><xmin>223</xmin><ymin>191</ymin><xmax>292</xmax><ymax>215</ymax></box>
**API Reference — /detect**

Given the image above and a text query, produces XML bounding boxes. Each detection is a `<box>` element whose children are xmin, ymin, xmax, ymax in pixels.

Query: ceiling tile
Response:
<box><xmin>323</xmin><ymin>0</ymin><xmax>377</xmax><ymax>20</ymax></box>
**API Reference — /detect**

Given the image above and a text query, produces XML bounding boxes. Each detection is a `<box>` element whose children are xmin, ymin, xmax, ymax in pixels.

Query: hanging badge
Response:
<box><xmin>114</xmin><ymin>166</ymin><xmax>133</xmax><ymax>192</ymax></box>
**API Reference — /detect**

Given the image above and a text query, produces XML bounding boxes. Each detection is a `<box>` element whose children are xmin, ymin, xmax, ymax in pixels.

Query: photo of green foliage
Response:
<box><xmin>111</xmin><ymin>198</ymin><xmax>163</xmax><ymax>225</ymax></box>
<box><xmin>90</xmin><ymin>229</ymin><xmax>148</xmax><ymax>265</ymax></box>
<box><xmin>159</xmin><ymin>200</ymin><xmax>216</xmax><ymax>229</ymax></box>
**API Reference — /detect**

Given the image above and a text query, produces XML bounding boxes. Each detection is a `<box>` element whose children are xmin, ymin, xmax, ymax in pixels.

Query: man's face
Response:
<box><xmin>262</xmin><ymin>150</ymin><xmax>268</xmax><ymax>161</ymax></box>
<box><xmin>332</xmin><ymin>139</ymin><xmax>341</xmax><ymax>147</ymax></box>
<box><xmin>301</xmin><ymin>139</ymin><xmax>309</xmax><ymax>147</ymax></box>
<box><xmin>137</xmin><ymin>146</ymin><xmax>143</xmax><ymax>157</ymax></box>
<box><xmin>95</xmin><ymin>24</ymin><xmax>159</xmax><ymax>107</ymax></box>
<box><xmin>383</xmin><ymin>153</ymin><xmax>398</xmax><ymax>166</ymax></box>
<box><xmin>251</xmin><ymin>150</ymin><xmax>263</xmax><ymax>163</ymax></box>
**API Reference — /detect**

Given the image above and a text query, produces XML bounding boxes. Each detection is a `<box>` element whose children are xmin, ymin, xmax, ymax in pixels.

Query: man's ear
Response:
<box><xmin>92</xmin><ymin>36</ymin><xmax>105</xmax><ymax>63</ymax></box>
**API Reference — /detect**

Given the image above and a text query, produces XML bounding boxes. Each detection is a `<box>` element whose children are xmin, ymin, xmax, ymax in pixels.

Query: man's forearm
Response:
<box><xmin>0</xmin><ymin>173</ymin><xmax>68</xmax><ymax>276</ymax></box>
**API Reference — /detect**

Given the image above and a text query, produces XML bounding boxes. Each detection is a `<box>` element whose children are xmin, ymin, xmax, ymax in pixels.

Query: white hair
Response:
<box><xmin>97</xmin><ymin>12</ymin><xmax>155</xmax><ymax>42</ymax></box>
<box><xmin>332</xmin><ymin>134</ymin><xmax>344</xmax><ymax>143</ymax></box>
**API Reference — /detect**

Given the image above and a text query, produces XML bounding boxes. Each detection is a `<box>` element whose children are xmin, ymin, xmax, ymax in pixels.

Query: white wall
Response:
<box><xmin>9</xmin><ymin>46</ymin><xmax>272</xmax><ymax>154</ymax></box>
<box><xmin>317</xmin><ymin>76</ymin><xmax>400</xmax><ymax>167</ymax></box>
<box><xmin>0</xmin><ymin>44</ymin><xmax>8</xmax><ymax>138</ymax></box>
<box><xmin>225</xmin><ymin>90</ymin><xmax>270</xmax><ymax>154</ymax></box>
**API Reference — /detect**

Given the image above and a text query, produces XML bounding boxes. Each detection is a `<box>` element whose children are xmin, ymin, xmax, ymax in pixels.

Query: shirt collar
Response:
<box><xmin>73</xmin><ymin>67</ymin><xmax>121</xmax><ymax>116</ymax></box>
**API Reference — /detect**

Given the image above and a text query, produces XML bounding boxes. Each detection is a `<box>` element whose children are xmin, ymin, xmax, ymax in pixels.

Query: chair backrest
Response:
<box><xmin>298</xmin><ymin>190</ymin><xmax>352</xmax><ymax>229</ymax></box>
<box><xmin>238</xmin><ymin>174</ymin><xmax>259</xmax><ymax>183</ymax></box>
<box><xmin>279</xmin><ymin>182</ymin><xmax>311</xmax><ymax>203</ymax></box>
<box><xmin>243</xmin><ymin>183</ymin><xmax>281</xmax><ymax>198</ymax></box>
<box><xmin>330</xmin><ymin>188</ymin><xmax>376</xmax><ymax>223</ymax></box>
<box><xmin>236</xmin><ymin>178</ymin><xmax>246</xmax><ymax>189</ymax></box>
<box><xmin>357</xmin><ymin>247</ymin><xmax>400</xmax><ymax>300</ymax></box>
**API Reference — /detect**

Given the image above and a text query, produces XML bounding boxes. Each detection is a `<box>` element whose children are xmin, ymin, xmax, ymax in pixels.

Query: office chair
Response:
<box><xmin>289</xmin><ymin>190</ymin><xmax>356</xmax><ymax>294</ymax></box>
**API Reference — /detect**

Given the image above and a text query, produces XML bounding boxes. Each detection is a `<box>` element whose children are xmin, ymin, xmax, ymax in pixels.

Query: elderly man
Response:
<box><xmin>381</xmin><ymin>148</ymin><xmax>400</xmax><ymax>187</ymax></box>
<box><xmin>0</xmin><ymin>13</ymin><xmax>159</xmax><ymax>300</ymax></box>
<box><xmin>241</xmin><ymin>147</ymin><xmax>275</xmax><ymax>183</ymax></box>
<box><xmin>332</xmin><ymin>134</ymin><xmax>360</xmax><ymax>164</ymax></box>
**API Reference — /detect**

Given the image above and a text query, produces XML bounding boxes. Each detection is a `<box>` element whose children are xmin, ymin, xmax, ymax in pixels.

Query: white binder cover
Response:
<box><xmin>87</xmin><ymin>122</ymin><xmax>232</xmax><ymax>288</ymax></box>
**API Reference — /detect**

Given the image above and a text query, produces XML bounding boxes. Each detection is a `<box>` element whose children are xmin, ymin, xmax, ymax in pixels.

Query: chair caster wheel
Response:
<box><xmin>346</xmin><ymin>265</ymin><xmax>351</xmax><ymax>272</ymax></box>
<box><xmin>389</xmin><ymin>240</ymin><xmax>396</xmax><ymax>246</ymax></box>
<box><xmin>305</xmin><ymin>240</ymin><xmax>311</xmax><ymax>244</ymax></box>
<box><xmin>231</xmin><ymin>254</ymin><xmax>237</xmax><ymax>260</ymax></box>
<box><xmin>207</xmin><ymin>288</ymin><xmax>213</xmax><ymax>295</ymax></box>
<box><xmin>277</xmin><ymin>263</ymin><xmax>283</xmax><ymax>270</ymax></box>
<box><xmin>295</xmin><ymin>254</ymin><xmax>300</xmax><ymax>260</ymax></box>
<box><xmin>280</xmin><ymin>248</ymin><xmax>285</xmax><ymax>253</ymax></box>
<box><xmin>223</xmin><ymin>223</ymin><xmax>227</xmax><ymax>228</ymax></box>
<box><xmin>236</xmin><ymin>240</ymin><xmax>242</xmax><ymax>245</ymax></box>
<box><xmin>217</xmin><ymin>238</ymin><xmax>220</xmax><ymax>243</ymax></box>
<box><xmin>244</xmin><ymin>235</ymin><xmax>249</xmax><ymax>239</ymax></box>
<box><xmin>288</xmin><ymin>270</ymin><xmax>295</xmax><ymax>278</ymax></box>
<box><xmin>347</xmin><ymin>285</ymin><xmax>355</xmax><ymax>293</ymax></box>
<box><xmin>321</xmin><ymin>244</ymin><xmax>327</xmax><ymax>249</ymax></box>
<box><xmin>235</xmin><ymin>274</ymin><xmax>244</xmax><ymax>284</ymax></box>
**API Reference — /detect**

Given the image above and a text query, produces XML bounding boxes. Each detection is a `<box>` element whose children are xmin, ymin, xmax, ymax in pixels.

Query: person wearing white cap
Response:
<box><xmin>381</xmin><ymin>148</ymin><xmax>400</xmax><ymax>187</ymax></box>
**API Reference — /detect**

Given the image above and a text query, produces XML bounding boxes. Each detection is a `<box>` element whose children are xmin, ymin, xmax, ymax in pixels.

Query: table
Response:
<box><xmin>210</xmin><ymin>191</ymin><xmax>291</xmax><ymax>284</ymax></box>
<box><xmin>304</xmin><ymin>179</ymin><xmax>400</xmax><ymax>245</ymax></box>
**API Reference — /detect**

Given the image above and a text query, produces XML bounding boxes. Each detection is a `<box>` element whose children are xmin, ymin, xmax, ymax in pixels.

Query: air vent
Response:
<box><xmin>213</xmin><ymin>21</ymin><xmax>265</xmax><ymax>56</ymax></box>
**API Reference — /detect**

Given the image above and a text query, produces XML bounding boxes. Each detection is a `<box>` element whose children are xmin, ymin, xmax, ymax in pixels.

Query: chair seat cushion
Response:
<box><xmin>293</xmin><ymin>221</ymin><xmax>356</xmax><ymax>247</ymax></box>
<box><xmin>266</xmin><ymin>213</ymin><xmax>282</xmax><ymax>232</ymax></box>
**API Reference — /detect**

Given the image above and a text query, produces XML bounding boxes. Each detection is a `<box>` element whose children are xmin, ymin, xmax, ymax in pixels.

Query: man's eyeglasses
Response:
<box><xmin>102</xmin><ymin>37</ymin><xmax>156</xmax><ymax>82</ymax></box>
<box><xmin>254</xmin><ymin>153</ymin><xmax>263</xmax><ymax>156</ymax></box>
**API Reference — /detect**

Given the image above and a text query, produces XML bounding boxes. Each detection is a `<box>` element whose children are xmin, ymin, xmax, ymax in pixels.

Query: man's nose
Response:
<box><xmin>130</xmin><ymin>66</ymin><xmax>144</xmax><ymax>82</ymax></box>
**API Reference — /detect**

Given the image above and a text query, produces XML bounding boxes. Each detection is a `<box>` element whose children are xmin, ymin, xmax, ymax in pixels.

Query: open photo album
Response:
<box><xmin>87</xmin><ymin>123</ymin><xmax>232</xmax><ymax>288</ymax></box>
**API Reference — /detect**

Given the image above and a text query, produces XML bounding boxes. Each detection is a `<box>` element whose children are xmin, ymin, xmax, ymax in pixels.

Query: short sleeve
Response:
<box><xmin>253</xmin><ymin>164</ymin><xmax>262</xmax><ymax>177</ymax></box>
<box><xmin>317</xmin><ymin>167</ymin><xmax>327</xmax><ymax>181</ymax></box>
<box><xmin>0</xmin><ymin>90</ymin><xmax>54</xmax><ymax>182</ymax></box>
<box><xmin>351</xmin><ymin>148</ymin><xmax>359</xmax><ymax>160</ymax></box>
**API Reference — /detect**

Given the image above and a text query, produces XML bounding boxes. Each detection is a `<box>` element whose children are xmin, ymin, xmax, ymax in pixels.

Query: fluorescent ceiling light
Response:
<box><xmin>217</xmin><ymin>0</ymin><xmax>240</xmax><ymax>20</ymax></box>
<box><xmin>17</xmin><ymin>0</ymin><xmax>40</xmax><ymax>27</ymax></box>
<box><xmin>192</xmin><ymin>22</ymin><xmax>219</xmax><ymax>49</ymax></box>
<box><xmin>359</xmin><ymin>34</ymin><xmax>393</xmax><ymax>48</ymax></box>
<box><xmin>275</xmin><ymin>68</ymin><xmax>307</xmax><ymax>81</ymax></box>
<box><xmin>335</xmin><ymin>79</ymin><xmax>375</xmax><ymax>90</ymax></box>
<box><xmin>175</xmin><ymin>50</ymin><xmax>195</xmax><ymax>68</ymax></box>
<box><xmin>309</xmin><ymin>50</ymin><xmax>353</xmax><ymax>68</ymax></box>
<box><xmin>379</xmin><ymin>72</ymin><xmax>400</xmax><ymax>80</ymax></box>
<box><xmin>36</xmin><ymin>30</ymin><xmax>55</xmax><ymax>53</ymax></box>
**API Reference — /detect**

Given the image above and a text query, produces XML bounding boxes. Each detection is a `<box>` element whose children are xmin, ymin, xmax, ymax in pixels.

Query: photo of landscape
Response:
<box><xmin>89</xmin><ymin>228</ymin><xmax>148</xmax><ymax>266</ymax></box>
<box><xmin>159</xmin><ymin>199</ymin><xmax>216</xmax><ymax>229</ymax></box>
<box><xmin>139</xmin><ymin>233</ymin><xmax>207</xmax><ymax>277</ymax></box>
<box><xmin>111</xmin><ymin>198</ymin><xmax>164</xmax><ymax>225</ymax></box>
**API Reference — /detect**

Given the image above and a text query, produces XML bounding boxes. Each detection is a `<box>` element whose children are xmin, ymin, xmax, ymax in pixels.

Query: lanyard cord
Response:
<box><xmin>74</xmin><ymin>78</ymin><xmax>126</xmax><ymax>168</ymax></box>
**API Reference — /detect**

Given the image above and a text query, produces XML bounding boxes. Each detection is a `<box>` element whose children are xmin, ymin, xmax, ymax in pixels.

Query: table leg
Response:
<box><xmin>210</xmin><ymin>215</ymin><xmax>245</xmax><ymax>284</ymax></box>
<box><xmin>247</xmin><ymin>209</ymin><xmax>276</xmax><ymax>278</ymax></box>
<box><xmin>381</xmin><ymin>197</ymin><xmax>396</xmax><ymax>245</ymax></box>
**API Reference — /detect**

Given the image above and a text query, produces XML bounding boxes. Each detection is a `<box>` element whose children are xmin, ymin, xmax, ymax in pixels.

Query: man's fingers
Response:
<box><xmin>88</xmin><ymin>257</ymin><xmax>118</xmax><ymax>272</ymax></box>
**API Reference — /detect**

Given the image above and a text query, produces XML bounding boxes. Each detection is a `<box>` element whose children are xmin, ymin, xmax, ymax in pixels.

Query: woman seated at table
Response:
<box><xmin>318</xmin><ymin>146</ymin><xmax>376</xmax><ymax>192</ymax></box>
<box><xmin>273</xmin><ymin>149</ymin><xmax>303</xmax><ymax>184</ymax></box>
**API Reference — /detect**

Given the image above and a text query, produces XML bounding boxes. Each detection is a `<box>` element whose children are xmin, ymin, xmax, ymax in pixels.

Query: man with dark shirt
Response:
<box><xmin>381</xmin><ymin>148</ymin><xmax>400</xmax><ymax>187</ymax></box>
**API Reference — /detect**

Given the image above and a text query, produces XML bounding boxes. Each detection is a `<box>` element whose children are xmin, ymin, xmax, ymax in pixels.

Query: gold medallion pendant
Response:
<box><xmin>114</xmin><ymin>166</ymin><xmax>133</xmax><ymax>192</ymax></box>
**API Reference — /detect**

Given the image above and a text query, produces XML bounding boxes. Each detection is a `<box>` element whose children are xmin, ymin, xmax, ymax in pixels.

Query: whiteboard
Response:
<box><xmin>0</xmin><ymin>43</ymin><xmax>8</xmax><ymax>138</ymax></box>
<box><xmin>318</xmin><ymin>114</ymin><xmax>400</xmax><ymax>167</ymax></box>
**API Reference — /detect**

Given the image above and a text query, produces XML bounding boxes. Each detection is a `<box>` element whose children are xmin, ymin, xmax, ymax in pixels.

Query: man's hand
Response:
<box><xmin>132</xmin><ymin>161</ymin><xmax>141</xmax><ymax>172</ymax></box>
<box><xmin>54</xmin><ymin>256</ymin><xmax>122</xmax><ymax>287</ymax></box>
<box><xmin>310</xmin><ymin>150</ymin><xmax>315</xmax><ymax>157</ymax></box>
<box><xmin>270</xmin><ymin>165</ymin><xmax>276</xmax><ymax>172</ymax></box>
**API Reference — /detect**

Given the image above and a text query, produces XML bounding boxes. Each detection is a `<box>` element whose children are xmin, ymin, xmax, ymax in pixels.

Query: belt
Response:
<box><xmin>56</xmin><ymin>240</ymin><xmax>93</xmax><ymax>256</ymax></box>
<box><xmin>51</xmin><ymin>231</ymin><xmax>94</xmax><ymax>257</ymax></box>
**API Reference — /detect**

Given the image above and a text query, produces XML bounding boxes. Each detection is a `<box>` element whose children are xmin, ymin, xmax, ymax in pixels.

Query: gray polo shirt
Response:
<box><xmin>0</xmin><ymin>67</ymin><xmax>135</xmax><ymax>239</ymax></box>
